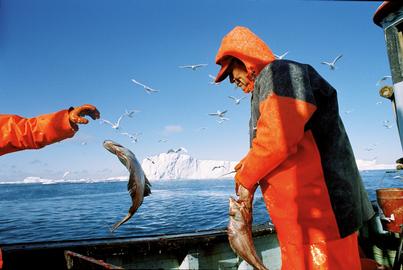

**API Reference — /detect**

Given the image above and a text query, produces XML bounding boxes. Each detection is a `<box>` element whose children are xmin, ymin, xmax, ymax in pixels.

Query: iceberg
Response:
<box><xmin>141</xmin><ymin>153</ymin><xmax>238</xmax><ymax>180</ymax></box>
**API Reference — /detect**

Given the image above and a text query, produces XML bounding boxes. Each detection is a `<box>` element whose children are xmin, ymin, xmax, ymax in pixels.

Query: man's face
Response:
<box><xmin>229</xmin><ymin>62</ymin><xmax>249</xmax><ymax>92</ymax></box>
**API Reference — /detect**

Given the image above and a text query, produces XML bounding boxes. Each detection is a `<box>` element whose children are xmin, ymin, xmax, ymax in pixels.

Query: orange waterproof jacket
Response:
<box><xmin>216</xmin><ymin>26</ymin><xmax>375</xmax><ymax>269</ymax></box>
<box><xmin>0</xmin><ymin>109</ymin><xmax>76</xmax><ymax>156</ymax></box>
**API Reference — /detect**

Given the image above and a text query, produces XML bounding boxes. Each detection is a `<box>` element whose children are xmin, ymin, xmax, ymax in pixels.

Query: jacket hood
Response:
<box><xmin>215</xmin><ymin>26</ymin><xmax>276</xmax><ymax>92</ymax></box>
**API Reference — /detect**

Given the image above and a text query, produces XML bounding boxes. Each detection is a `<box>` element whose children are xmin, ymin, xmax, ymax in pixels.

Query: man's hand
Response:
<box><xmin>69</xmin><ymin>104</ymin><xmax>100</xmax><ymax>130</ymax></box>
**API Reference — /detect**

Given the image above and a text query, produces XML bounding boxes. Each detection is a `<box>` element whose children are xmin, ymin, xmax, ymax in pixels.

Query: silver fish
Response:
<box><xmin>228</xmin><ymin>189</ymin><xmax>268</xmax><ymax>270</ymax></box>
<box><xmin>103</xmin><ymin>140</ymin><xmax>151</xmax><ymax>232</ymax></box>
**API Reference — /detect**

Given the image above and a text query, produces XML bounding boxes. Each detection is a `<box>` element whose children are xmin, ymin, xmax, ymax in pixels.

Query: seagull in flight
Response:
<box><xmin>120</xmin><ymin>132</ymin><xmax>141</xmax><ymax>143</ymax></box>
<box><xmin>228</xmin><ymin>96</ymin><xmax>247</xmax><ymax>105</ymax></box>
<box><xmin>321</xmin><ymin>54</ymin><xmax>343</xmax><ymax>70</ymax></box>
<box><xmin>217</xmin><ymin>117</ymin><xmax>229</xmax><ymax>124</ymax></box>
<box><xmin>62</xmin><ymin>171</ymin><xmax>70</xmax><ymax>179</ymax></box>
<box><xmin>196</xmin><ymin>127</ymin><xmax>207</xmax><ymax>132</ymax></box>
<box><xmin>167</xmin><ymin>147</ymin><xmax>188</xmax><ymax>154</ymax></box>
<box><xmin>212</xmin><ymin>165</ymin><xmax>225</xmax><ymax>171</ymax></box>
<box><xmin>383</xmin><ymin>120</ymin><xmax>393</xmax><ymax>129</ymax></box>
<box><xmin>274</xmin><ymin>51</ymin><xmax>289</xmax><ymax>60</ymax></box>
<box><xmin>146</xmin><ymin>157</ymin><xmax>155</xmax><ymax>164</ymax></box>
<box><xmin>124</xmin><ymin>109</ymin><xmax>140</xmax><ymax>118</ymax></box>
<box><xmin>376</xmin><ymin>75</ymin><xmax>392</xmax><ymax>86</ymax></box>
<box><xmin>131</xmin><ymin>79</ymin><xmax>159</xmax><ymax>94</ymax></box>
<box><xmin>208</xmin><ymin>74</ymin><xmax>220</xmax><ymax>85</ymax></box>
<box><xmin>364</xmin><ymin>143</ymin><xmax>377</xmax><ymax>151</ymax></box>
<box><xmin>100</xmin><ymin>115</ymin><xmax>124</xmax><ymax>130</ymax></box>
<box><xmin>179</xmin><ymin>64</ymin><xmax>208</xmax><ymax>71</ymax></box>
<box><xmin>158</xmin><ymin>139</ymin><xmax>168</xmax><ymax>143</ymax></box>
<box><xmin>343</xmin><ymin>109</ymin><xmax>354</xmax><ymax>115</ymax></box>
<box><xmin>208</xmin><ymin>110</ymin><xmax>227</xmax><ymax>118</ymax></box>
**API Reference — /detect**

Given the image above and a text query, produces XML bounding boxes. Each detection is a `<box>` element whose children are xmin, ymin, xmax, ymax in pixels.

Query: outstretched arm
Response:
<box><xmin>0</xmin><ymin>104</ymin><xmax>100</xmax><ymax>156</ymax></box>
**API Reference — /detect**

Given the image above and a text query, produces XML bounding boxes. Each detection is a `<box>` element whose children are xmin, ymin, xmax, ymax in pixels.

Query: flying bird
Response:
<box><xmin>120</xmin><ymin>132</ymin><xmax>141</xmax><ymax>143</ymax></box>
<box><xmin>321</xmin><ymin>54</ymin><xmax>343</xmax><ymax>70</ymax></box>
<box><xmin>62</xmin><ymin>171</ymin><xmax>70</xmax><ymax>178</ymax></box>
<box><xmin>196</xmin><ymin>127</ymin><xmax>207</xmax><ymax>132</ymax></box>
<box><xmin>274</xmin><ymin>51</ymin><xmax>289</xmax><ymax>60</ymax></box>
<box><xmin>167</xmin><ymin>147</ymin><xmax>188</xmax><ymax>154</ymax></box>
<box><xmin>158</xmin><ymin>139</ymin><xmax>168</xmax><ymax>143</ymax></box>
<box><xmin>228</xmin><ymin>96</ymin><xmax>247</xmax><ymax>105</ymax></box>
<box><xmin>131</xmin><ymin>79</ymin><xmax>159</xmax><ymax>94</ymax></box>
<box><xmin>208</xmin><ymin>110</ymin><xmax>228</xmax><ymax>118</ymax></box>
<box><xmin>217</xmin><ymin>117</ymin><xmax>229</xmax><ymax>124</ymax></box>
<box><xmin>100</xmin><ymin>115</ymin><xmax>124</xmax><ymax>130</ymax></box>
<box><xmin>383</xmin><ymin>120</ymin><xmax>393</xmax><ymax>129</ymax></box>
<box><xmin>376</xmin><ymin>75</ymin><xmax>392</xmax><ymax>86</ymax></box>
<box><xmin>208</xmin><ymin>74</ymin><xmax>220</xmax><ymax>85</ymax></box>
<box><xmin>343</xmin><ymin>109</ymin><xmax>354</xmax><ymax>115</ymax></box>
<box><xmin>212</xmin><ymin>165</ymin><xmax>225</xmax><ymax>171</ymax></box>
<box><xmin>124</xmin><ymin>109</ymin><xmax>140</xmax><ymax>118</ymax></box>
<box><xmin>178</xmin><ymin>64</ymin><xmax>208</xmax><ymax>71</ymax></box>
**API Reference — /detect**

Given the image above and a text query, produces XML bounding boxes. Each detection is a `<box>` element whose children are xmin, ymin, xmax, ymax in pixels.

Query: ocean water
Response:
<box><xmin>0</xmin><ymin>169</ymin><xmax>401</xmax><ymax>245</ymax></box>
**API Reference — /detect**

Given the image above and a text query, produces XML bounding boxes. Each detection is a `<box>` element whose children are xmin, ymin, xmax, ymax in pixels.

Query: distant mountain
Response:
<box><xmin>141</xmin><ymin>153</ymin><xmax>237</xmax><ymax>180</ymax></box>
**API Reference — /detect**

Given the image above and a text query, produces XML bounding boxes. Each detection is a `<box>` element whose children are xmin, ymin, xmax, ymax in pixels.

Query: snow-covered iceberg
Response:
<box><xmin>141</xmin><ymin>153</ymin><xmax>237</xmax><ymax>180</ymax></box>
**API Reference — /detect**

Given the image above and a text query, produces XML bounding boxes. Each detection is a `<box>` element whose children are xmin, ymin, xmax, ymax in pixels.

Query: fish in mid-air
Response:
<box><xmin>228</xmin><ymin>186</ymin><xmax>268</xmax><ymax>270</ymax></box>
<box><xmin>103</xmin><ymin>140</ymin><xmax>151</xmax><ymax>232</ymax></box>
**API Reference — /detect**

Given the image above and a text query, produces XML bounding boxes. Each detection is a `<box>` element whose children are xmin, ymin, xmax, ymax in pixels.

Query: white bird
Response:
<box><xmin>376</xmin><ymin>75</ymin><xmax>392</xmax><ymax>86</ymax></box>
<box><xmin>81</xmin><ymin>141</ymin><xmax>88</xmax><ymax>146</ymax></box>
<box><xmin>167</xmin><ymin>147</ymin><xmax>188</xmax><ymax>154</ymax></box>
<box><xmin>131</xmin><ymin>79</ymin><xmax>159</xmax><ymax>94</ymax></box>
<box><xmin>62</xmin><ymin>171</ymin><xmax>70</xmax><ymax>178</ymax></box>
<box><xmin>228</xmin><ymin>96</ymin><xmax>247</xmax><ymax>105</ymax></box>
<box><xmin>383</xmin><ymin>120</ymin><xmax>393</xmax><ymax>129</ymax></box>
<box><xmin>364</xmin><ymin>143</ymin><xmax>377</xmax><ymax>151</ymax></box>
<box><xmin>100</xmin><ymin>115</ymin><xmax>124</xmax><ymax>130</ymax></box>
<box><xmin>217</xmin><ymin>117</ymin><xmax>229</xmax><ymax>124</ymax></box>
<box><xmin>208</xmin><ymin>74</ymin><xmax>220</xmax><ymax>85</ymax></box>
<box><xmin>196</xmin><ymin>127</ymin><xmax>207</xmax><ymax>132</ymax></box>
<box><xmin>344</xmin><ymin>109</ymin><xmax>354</xmax><ymax>115</ymax></box>
<box><xmin>124</xmin><ymin>109</ymin><xmax>140</xmax><ymax>118</ymax></box>
<box><xmin>178</xmin><ymin>64</ymin><xmax>208</xmax><ymax>71</ymax></box>
<box><xmin>321</xmin><ymin>54</ymin><xmax>343</xmax><ymax>70</ymax></box>
<box><xmin>158</xmin><ymin>139</ymin><xmax>168</xmax><ymax>143</ymax></box>
<box><xmin>212</xmin><ymin>165</ymin><xmax>225</xmax><ymax>171</ymax></box>
<box><xmin>274</xmin><ymin>51</ymin><xmax>289</xmax><ymax>60</ymax></box>
<box><xmin>208</xmin><ymin>110</ymin><xmax>227</xmax><ymax>118</ymax></box>
<box><xmin>146</xmin><ymin>157</ymin><xmax>155</xmax><ymax>164</ymax></box>
<box><xmin>376</xmin><ymin>101</ymin><xmax>383</xmax><ymax>105</ymax></box>
<box><xmin>120</xmin><ymin>132</ymin><xmax>141</xmax><ymax>143</ymax></box>
<box><xmin>219</xmin><ymin>116</ymin><xmax>230</xmax><ymax>121</ymax></box>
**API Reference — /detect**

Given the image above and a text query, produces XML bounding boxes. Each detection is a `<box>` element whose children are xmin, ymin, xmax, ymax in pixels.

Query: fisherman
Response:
<box><xmin>0</xmin><ymin>104</ymin><xmax>100</xmax><ymax>156</ymax></box>
<box><xmin>214</xmin><ymin>26</ymin><xmax>377</xmax><ymax>269</ymax></box>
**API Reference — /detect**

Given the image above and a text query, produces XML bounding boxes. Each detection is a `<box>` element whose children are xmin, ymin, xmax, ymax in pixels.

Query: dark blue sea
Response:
<box><xmin>0</xmin><ymin>170</ymin><xmax>401</xmax><ymax>245</ymax></box>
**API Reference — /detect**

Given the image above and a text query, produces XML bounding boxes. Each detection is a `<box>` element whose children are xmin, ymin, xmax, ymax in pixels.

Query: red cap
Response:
<box><xmin>215</xmin><ymin>57</ymin><xmax>233</xmax><ymax>83</ymax></box>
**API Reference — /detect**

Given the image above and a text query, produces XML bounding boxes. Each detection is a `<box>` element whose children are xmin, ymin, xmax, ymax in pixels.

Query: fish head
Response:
<box><xmin>103</xmin><ymin>140</ymin><xmax>123</xmax><ymax>153</ymax></box>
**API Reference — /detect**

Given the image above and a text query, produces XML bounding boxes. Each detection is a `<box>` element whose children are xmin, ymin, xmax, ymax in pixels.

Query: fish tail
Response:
<box><xmin>110</xmin><ymin>213</ymin><xmax>133</xmax><ymax>232</ymax></box>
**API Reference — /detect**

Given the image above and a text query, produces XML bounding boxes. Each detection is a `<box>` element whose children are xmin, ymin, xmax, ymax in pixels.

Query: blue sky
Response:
<box><xmin>0</xmin><ymin>0</ymin><xmax>400</xmax><ymax>181</ymax></box>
